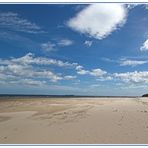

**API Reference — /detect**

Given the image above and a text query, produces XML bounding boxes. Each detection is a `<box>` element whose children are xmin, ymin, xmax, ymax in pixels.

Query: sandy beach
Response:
<box><xmin>0</xmin><ymin>97</ymin><xmax>148</xmax><ymax>144</ymax></box>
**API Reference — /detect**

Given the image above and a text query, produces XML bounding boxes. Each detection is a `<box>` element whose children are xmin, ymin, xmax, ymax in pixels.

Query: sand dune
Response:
<box><xmin>0</xmin><ymin>97</ymin><xmax>148</xmax><ymax>144</ymax></box>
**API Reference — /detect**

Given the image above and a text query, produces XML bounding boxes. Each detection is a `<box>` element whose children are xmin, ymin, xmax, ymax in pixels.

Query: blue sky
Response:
<box><xmin>0</xmin><ymin>4</ymin><xmax>148</xmax><ymax>96</ymax></box>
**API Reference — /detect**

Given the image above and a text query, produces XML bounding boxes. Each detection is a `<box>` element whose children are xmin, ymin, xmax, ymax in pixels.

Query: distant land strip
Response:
<box><xmin>0</xmin><ymin>94</ymin><xmax>140</xmax><ymax>98</ymax></box>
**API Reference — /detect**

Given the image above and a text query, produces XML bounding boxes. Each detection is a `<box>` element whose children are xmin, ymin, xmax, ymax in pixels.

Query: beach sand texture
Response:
<box><xmin>0</xmin><ymin>97</ymin><xmax>148</xmax><ymax>144</ymax></box>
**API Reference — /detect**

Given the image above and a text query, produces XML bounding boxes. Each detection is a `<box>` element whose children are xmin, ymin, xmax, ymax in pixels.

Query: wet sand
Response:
<box><xmin>0</xmin><ymin>97</ymin><xmax>148</xmax><ymax>144</ymax></box>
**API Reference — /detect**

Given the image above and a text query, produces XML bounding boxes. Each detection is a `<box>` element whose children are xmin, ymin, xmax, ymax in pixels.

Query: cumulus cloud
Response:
<box><xmin>114</xmin><ymin>71</ymin><xmax>148</xmax><ymax>84</ymax></box>
<box><xmin>2</xmin><ymin>54</ymin><xmax>148</xmax><ymax>89</ymax></box>
<box><xmin>9</xmin><ymin>53</ymin><xmax>78</xmax><ymax>68</ymax></box>
<box><xmin>0</xmin><ymin>12</ymin><xmax>45</xmax><ymax>34</ymax></box>
<box><xmin>0</xmin><ymin>63</ymin><xmax>63</xmax><ymax>83</ymax></box>
<box><xmin>84</xmin><ymin>40</ymin><xmax>93</xmax><ymax>47</ymax></box>
<box><xmin>75</xmin><ymin>65</ymin><xmax>84</xmax><ymax>70</ymax></box>
<box><xmin>76</xmin><ymin>65</ymin><xmax>107</xmax><ymax>77</ymax></box>
<box><xmin>67</xmin><ymin>4</ymin><xmax>127</xmax><ymax>40</ymax></box>
<box><xmin>76</xmin><ymin>65</ymin><xmax>89</xmax><ymax>75</ymax></box>
<box><xmin>77</xmin><ymin>69</ymin><xmax>89</xmax><ymax>75</ymax></box>
<box><xmin>0</xmin><ymin>53</ymin><xmax>78</xmax><ymax>85</ymax></box>
<box><xmin>97</xmin><ymin>76</ymin><xmax>113</xmax><ymax>81</ymax></box>
<box><xmin>90</xmin><ymin>69</ymin><xmax>107</xmax><ymax>77</ymax></box>
<box><xmin>140</xmin><ymin>39</ymin><xmax>148</xmax><ymax>51</ymax></box>
<box><xmin>57</xmin><ymin>39</ymin><xmax>74</xmax><ymax>46</ymax></box>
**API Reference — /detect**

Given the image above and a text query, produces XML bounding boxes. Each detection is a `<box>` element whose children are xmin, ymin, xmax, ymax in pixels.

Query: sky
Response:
<box><xmin>0</xmin><ymin>3</ymin><xmax>148</xmax><ymax>96</ymax></box>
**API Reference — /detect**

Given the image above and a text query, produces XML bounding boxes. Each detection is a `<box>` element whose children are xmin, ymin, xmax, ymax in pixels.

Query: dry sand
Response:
<box><xmin>0</xmin><ymin>97</ymin><xmax>148</xmax><ymax>144</ymax></box>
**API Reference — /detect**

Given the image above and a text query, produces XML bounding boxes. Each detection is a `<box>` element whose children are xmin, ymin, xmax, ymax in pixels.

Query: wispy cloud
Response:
<box><xmin>84</xmin><ymin>40</ymin><xmax>93</xmax><ymax>47</ymax></box>
<box><xmin>140</xmin><ymin>39</ymin><xmax>148</xmax><ymax>51</ymax></box>
<box><xmin>126</xmin><ymin>4</ymin><xmax>139</xmax><ymax>9</ymax></box>
<box><xmin>145</xmin><ymin>4</ymin><xmax>148</xmax><ymax>9</ymax></box>
<box><xmin>102</xmin><ymin>57</ymin><xmax>148</xmax><ymax>67</ymax></box>
<box><xmin>0</xmin><ymin>31</ymin><xmax>39</xmax><ymax>50</ymax></box>
<box><xmin>0</xmin><ymin>12</ymin><xmax>45</xmax><ymax>34</ymax></box>
<box><xmin>64</xmin><ymin>75</ymin><xmax>77</xmax><ymax>80</ymax></box>
<box><xmin>101</xmin><ymin>57</ymin><xmax>116</xmax><ymax>63</ymax></box>
<box><xmin>57</xmin><ymin>39</ymin><xmax>74</xmax><ymax>46</ymax></box>
<box><xmin>41</xmin><ymin>42</ymin><xmax>56</xmax><ymax>52</ymax></box>
<box><xmin>67</xmin><ymin>4</ymin><xmax>128</xmax><ymax>40</ymax></box>
<box><xmin>73</xmin><ymin>5</ymin><xmax>88</xmax><ymax>12</ymax></box>
<box><xmin>41</xmin><ymin>38</ymin><xmax>74</xmax><ymax>52</ymax></box>
<box><xmin>8</xmin><ymin>79</ymin><xmax>47</xmax><ymax>86</ymax></box>
<box><xmin>120</xmin><ymin>59</ymin><xmax>148</xmax><ymax>66</ymax></box>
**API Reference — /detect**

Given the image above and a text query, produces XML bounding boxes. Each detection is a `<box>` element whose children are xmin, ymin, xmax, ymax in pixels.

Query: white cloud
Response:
<box><xmin>76</xmin><ymin>65</ymin><xmax>84</xmax><ymax>70</ymax></box>
<box><xmin>77</xmin><ymin>69</ymin><xmax>89</xmax><ymax>75</ymax></box>
<box><xmin>114</xmin><ymin>71</ymin><xmax>148</xmax><ymax>84</ymax></box>
<box><xmin>120</xmin><ymin>59</ymin><xmax>148</xmax><ymax>66</ymax></box>
<box><xmin>0</xmin><ymin>73</ymin><xmax>17</xmax><ymax>81</ymax></box>
<box><xmin>64</xmin><ymin>75</ymin><xmax>77</xmax><ymax>80</ymax></box>
<box><xmin>101</xmin><ymin>57</ymin><xmax>115</xmax><ymax>63</ymax></box>
<box><xmin>105</xmin><ymin>76</ymin><xmax>113</xmax><ymax>80</ymax></box>
<box><xmin>58</xmin><ymin>39</ymin><xmax>74</xmax><ymax>46</ymax></box>
<box><xmin>41</xmin><ymin>39</ymin><xmax>74</xmax><ymax>52</ymax></box>
<box><xmin>9</xmin><ymin>79</ymin><xmax>47</xmax><ymax>86</ymax></box>
<box><xmin>67</xmin><ymin>4</ymin><xmax>127</xmax><ymax>40</ymax></box>
<box><xmin>75</xmin><ymin>65</ymin><xmax>89</xmax><ymax>75</ymax></box>
<box><xmin>84</xmin><ymin>40</ymin><xmax>93</xmax><ymax>47</ymax></box>
<box><xmin>126</xmin><ymin>4</ymin><xmax>139</xmax><ymax>9</ymax></box>
<box><xmin>0</xmin><ymin>53</ymin><xmax>79</xmax><ymax>85</ymax></box>
<box><xmin>90</xmin><ymin>68</ymin><xmax>107</xmax><ymax>77</ymax></box>
<box><xmin>102</xmin><ymin>57</ymin><xmax>148</xmax><ymax>67</ymax></box>
<box><xmin>76</xmin><ymin>66</ymin><xmax>107</xmax><ymax>77</ymax></box>
<box><xmin>32</xmin><ymin>70</ymin><xmax>63</xmax><ymax>82</ymax></box>
<box><xmin>140</xmin><ymin>39</ymin><xmax>148</xmax><ymax>51</ymax></box>
<box><xmin>41</xmin><ymin>42</ymin><xmax>56</xmax><ymax>52</ymax></box>
<box><xmin>0</xmin><ymin>12</ymin><xmax>45</xmax><ymax>34</ymax></box>
<box><xmin>0</xmin><ymin>63</ymin><xmax>63</xmax><ymax>83</ymax></box>
<box><xmin>97</xmin><ymin>76</ymin><xmax>113</xmax><ymax>81</ymax></box>
<box><xmin>10</xmin><ymin>53</ymin><xmax>78</xmax><ymax>68</ymax></box>
<box><xmin>90</xmin><ymin>84</ymin><xmax>101</xmax><ymax>88</ymax></box>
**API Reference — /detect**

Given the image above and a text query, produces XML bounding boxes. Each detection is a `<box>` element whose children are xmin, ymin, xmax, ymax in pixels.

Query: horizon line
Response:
<box><xmin>0</xmin><ymin>94</ymin><xmax>142</xmax><ymax>97</ymax></box>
